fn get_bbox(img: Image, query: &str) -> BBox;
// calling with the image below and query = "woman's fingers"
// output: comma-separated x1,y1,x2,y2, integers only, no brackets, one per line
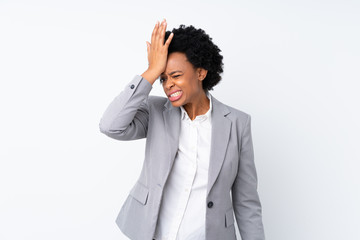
160,19,166,37
151,19,170,49
146,18,173,76
164,32,174,47
159,21,166,46
151,21,159,46
155,19,164,48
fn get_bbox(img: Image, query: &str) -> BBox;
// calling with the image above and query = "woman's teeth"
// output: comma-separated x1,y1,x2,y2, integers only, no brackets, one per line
170,91,181,97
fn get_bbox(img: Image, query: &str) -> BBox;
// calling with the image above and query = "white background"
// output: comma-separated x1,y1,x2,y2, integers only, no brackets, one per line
1,0,359,239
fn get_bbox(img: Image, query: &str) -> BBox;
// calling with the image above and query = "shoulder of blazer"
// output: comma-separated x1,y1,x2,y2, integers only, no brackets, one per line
211,95,250,128
212,95,250,118
224,104,250,121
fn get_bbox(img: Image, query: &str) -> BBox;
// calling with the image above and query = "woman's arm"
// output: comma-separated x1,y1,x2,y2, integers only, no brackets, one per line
231,115,266,240
98,74,153,141
99,19,174,141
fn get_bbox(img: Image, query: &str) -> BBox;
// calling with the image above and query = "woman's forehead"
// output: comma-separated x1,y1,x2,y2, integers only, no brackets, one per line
164,53,192,74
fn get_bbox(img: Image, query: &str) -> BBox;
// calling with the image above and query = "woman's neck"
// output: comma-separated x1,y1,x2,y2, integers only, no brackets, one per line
183,91,210,120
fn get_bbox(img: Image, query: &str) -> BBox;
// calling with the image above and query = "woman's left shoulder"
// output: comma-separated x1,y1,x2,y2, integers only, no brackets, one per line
217,99,251,122
210,94,251,127
227,104,250,119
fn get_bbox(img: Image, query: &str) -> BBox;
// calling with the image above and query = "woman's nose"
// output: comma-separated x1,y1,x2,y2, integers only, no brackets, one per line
164,78,174,89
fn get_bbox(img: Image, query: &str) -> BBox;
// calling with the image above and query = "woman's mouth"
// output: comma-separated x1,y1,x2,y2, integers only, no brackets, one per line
168,90,183,102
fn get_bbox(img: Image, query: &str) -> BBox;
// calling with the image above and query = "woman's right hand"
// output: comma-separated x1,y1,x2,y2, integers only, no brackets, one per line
141,18,174,84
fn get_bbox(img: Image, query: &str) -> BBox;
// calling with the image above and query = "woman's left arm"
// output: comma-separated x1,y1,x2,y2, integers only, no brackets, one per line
231,114,266,240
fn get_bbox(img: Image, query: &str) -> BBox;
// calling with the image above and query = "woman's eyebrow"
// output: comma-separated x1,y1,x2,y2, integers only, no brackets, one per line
161,70,183,77
169,70,183,75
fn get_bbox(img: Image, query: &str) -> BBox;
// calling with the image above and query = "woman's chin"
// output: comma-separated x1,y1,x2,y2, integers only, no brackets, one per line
170,101,183,107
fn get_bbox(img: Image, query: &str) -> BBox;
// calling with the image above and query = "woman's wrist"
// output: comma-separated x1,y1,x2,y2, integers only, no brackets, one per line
141,69,160,85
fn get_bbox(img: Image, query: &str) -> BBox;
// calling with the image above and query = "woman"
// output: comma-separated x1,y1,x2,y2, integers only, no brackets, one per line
99,19,265,240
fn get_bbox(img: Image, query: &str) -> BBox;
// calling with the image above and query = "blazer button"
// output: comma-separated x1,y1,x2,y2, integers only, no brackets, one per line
130,84,135,89
207,201,214,208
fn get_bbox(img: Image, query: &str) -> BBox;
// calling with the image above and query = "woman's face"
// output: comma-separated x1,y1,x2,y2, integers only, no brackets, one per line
160,52,207,108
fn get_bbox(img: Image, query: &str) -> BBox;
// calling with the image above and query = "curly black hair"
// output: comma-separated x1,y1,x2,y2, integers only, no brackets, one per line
164,24,224,91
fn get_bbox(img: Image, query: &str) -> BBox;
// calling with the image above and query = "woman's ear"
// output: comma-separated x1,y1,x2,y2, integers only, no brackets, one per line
197,68,208,81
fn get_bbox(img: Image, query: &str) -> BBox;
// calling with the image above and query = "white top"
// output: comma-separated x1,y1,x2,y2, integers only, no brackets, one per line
154,92,213,240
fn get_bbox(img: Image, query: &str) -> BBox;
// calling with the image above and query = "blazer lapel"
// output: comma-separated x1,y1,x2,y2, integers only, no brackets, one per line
207,95,231,195
163,101,181,179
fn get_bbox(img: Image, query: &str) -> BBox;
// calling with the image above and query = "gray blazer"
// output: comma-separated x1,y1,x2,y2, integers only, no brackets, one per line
99,75,265,240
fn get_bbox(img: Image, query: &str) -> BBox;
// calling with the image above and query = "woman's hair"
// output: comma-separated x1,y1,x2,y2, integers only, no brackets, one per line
165,24,224,91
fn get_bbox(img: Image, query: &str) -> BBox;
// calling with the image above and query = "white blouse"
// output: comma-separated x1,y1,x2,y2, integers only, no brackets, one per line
154,92,213,240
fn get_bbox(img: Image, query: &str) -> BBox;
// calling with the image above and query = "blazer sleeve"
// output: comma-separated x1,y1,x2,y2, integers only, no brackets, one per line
231,115,266,240
99,74,153,141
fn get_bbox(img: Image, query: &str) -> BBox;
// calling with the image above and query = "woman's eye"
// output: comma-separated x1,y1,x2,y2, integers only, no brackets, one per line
159,75,180,84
